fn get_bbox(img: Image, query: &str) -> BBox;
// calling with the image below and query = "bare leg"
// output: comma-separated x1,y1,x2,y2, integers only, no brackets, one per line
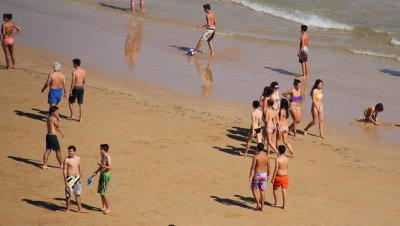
75,195,87,213
42,149,51,169
78,104,83,123
9,45,16,68
304,106,317,135
65,196,71,212
304,62,309,77
272,188,278,207
276,131,282,148
319,109,325,138
251,189,261,210
194,39,203,54
101,196,106,211
282,133,294,155
130,1,135,12
55,150,63,167
68,102,75,120
103,195,111,214
207,41,215,56
267,131,279,156
243,129,254,156
140,0,144,11
2,44,11,69
301,62,306,77
259,190,265,211
282,188,287,209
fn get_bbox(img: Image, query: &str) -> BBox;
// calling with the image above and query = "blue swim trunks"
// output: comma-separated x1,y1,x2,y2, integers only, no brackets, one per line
48,88,63,104
251,173,267,191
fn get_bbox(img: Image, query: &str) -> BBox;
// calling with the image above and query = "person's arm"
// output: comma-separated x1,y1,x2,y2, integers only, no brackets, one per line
266,157,270,180
249,156,256,183
251,112,256,132
70,73,75,96
53,118,64,137
82,72,86,86
198,14,211,28
372,112,379,125
63,76,67,98
97,156,112,170
298,36,304,56
14,23,22,36
78,158,82,182
63,159,68,187
1,24,4,38
271,159,279,184
282,89,291,101
92,165,101,177
41,74,51,93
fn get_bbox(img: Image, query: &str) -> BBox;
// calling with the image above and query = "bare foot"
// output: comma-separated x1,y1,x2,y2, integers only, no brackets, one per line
60,164,63,169
103,209,111,214
240,152,247,157
270,204,278,208
79,118,82,123
42,165,49,170
282,206,287,209
12,66,18,69
303,130,308,136
320,135,326,139
101,208,106,212
67,116,76,120
65,209,70,213
78,209,88,213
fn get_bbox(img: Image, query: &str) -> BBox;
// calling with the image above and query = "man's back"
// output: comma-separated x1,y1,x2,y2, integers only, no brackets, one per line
301,33,310,47
276,156,289,176
73,68,86,86
49,72,65,89
47,116,56,134
207,12,216,27
255,152,269,173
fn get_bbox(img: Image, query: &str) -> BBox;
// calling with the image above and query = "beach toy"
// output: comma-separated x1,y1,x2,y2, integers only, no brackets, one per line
87,176,94,185
187,48,195,56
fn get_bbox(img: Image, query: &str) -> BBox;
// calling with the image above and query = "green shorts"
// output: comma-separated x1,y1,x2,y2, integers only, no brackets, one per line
98,173,111,195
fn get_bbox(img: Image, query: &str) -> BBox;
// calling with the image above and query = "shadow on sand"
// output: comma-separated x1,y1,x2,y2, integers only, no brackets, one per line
379,69,400,77
22,199,65,211
265,67,300,77
54,198,102,211
99,2,131,12
213,126,258,156
14,110,46,122
210,195,255,210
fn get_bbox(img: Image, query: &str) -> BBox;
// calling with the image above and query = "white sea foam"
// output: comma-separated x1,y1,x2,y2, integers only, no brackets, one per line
232,0,353,30
390,38,400,46
350,49,400,61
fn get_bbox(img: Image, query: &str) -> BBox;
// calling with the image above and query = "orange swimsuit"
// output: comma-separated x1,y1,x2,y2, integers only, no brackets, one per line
273,175,289,189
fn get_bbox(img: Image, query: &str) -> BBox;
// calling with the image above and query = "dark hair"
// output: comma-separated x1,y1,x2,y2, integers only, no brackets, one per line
72,58,81,66
100,144,109,152
267,99,274,107
203,4,211,10
279,99,289,119
375,103,384,112
270,81,279,89
301,25,308,32
252,100,260,109
3,14,12,20
293,79,301,86
68,145,76,152
262,86,274,97
257,143,264,151
49,106,59,114
278,145,286,154
310,79,323,96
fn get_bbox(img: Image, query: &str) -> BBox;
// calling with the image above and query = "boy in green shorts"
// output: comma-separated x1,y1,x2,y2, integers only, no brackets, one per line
92,144,112,214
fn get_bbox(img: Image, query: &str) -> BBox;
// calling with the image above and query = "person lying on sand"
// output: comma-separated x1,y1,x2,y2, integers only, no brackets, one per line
359,103,384,125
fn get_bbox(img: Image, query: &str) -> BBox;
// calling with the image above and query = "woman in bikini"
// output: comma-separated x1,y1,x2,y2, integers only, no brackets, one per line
264,99,279,156
276,99,294,156
270,81,281,113
304,79,325,138
282,79,303,137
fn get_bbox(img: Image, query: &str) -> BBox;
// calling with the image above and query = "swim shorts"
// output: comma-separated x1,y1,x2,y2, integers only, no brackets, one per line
98,173,111,195
46,134,60,151
48,88,63,105
201,28,215,42
69,86,84,104
273,175,289,189
251,173,267,191
65,175,82,197
299,47,308,63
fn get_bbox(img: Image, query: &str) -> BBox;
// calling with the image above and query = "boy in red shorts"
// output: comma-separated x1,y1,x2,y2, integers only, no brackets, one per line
271,145,289,209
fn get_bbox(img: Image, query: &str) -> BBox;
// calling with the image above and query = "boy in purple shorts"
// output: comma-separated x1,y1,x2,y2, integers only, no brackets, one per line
249,143,270,211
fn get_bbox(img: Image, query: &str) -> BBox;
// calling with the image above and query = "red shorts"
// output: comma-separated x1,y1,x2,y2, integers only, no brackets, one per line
273,175,289,189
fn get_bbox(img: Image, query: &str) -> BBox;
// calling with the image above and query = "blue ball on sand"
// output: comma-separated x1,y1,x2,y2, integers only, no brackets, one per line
187,48,195,56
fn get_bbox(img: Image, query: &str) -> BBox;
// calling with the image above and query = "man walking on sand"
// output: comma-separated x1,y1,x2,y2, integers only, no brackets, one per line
92,144,112,214
1,13,22,69
68,58,86,123
194,4,216,56
271,145,290,209
63,145,87,213
42,106,64,169
298,25,310,78
249,143,270,211
41,62,67,115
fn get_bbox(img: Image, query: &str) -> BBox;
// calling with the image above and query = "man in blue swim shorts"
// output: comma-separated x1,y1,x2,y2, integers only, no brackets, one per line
41,62,67,108
249,143,270,211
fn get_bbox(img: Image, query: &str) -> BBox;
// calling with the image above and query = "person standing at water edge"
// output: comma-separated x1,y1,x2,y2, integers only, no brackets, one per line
249,143,270,211
68,58,86,123
42,106,64,169
63,145,87,213
271,145,290,209
130,0,144,12
304,79,325,138
298,25,309,78
1,13,22,69
41,62,67,117
194,4,216,56
92,144,112,214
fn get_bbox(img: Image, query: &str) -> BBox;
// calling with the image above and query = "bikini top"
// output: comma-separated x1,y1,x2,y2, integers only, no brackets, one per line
315,93,323,100
291,96,303,101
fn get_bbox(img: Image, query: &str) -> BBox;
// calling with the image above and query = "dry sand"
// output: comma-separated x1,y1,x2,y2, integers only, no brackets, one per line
0,45,400,225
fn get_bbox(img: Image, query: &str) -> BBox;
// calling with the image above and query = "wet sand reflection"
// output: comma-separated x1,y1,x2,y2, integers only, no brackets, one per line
194,58,213,96
124,16,143,70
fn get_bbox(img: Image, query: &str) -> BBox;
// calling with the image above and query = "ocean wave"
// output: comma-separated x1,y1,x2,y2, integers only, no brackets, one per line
231,0,353,30
390,38,400,46
349,49,400,61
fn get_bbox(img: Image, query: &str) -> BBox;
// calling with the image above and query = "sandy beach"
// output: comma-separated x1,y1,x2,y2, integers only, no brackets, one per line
1,0,400,225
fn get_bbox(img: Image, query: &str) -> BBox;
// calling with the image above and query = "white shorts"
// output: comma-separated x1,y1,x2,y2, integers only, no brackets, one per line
201,29,215,41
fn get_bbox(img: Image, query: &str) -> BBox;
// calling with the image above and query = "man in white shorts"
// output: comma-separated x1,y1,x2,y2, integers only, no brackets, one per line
194,4,216,56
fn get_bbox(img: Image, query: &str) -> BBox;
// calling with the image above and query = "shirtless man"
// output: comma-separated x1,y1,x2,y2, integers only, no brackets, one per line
68,59,86,123
298,25,310,78
41,62,67,114
1,13,22,69
271,145,289,209
359,103,384,125
264,99,280,156
243,100,263,157
249,143,270,211
42,106,64,169
194,4,216,56
63,145,86,213
92,144,112,214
